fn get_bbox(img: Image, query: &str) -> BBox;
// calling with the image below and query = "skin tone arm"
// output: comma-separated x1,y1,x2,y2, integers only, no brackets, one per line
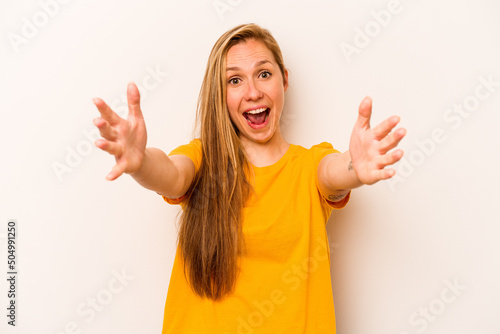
318,96,407,202
92,82,195,198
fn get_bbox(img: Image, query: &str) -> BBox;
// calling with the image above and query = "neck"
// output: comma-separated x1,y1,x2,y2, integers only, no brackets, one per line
240,130,290,167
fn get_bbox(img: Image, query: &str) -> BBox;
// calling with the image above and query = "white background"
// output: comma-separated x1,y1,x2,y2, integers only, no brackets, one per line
1,0,499,333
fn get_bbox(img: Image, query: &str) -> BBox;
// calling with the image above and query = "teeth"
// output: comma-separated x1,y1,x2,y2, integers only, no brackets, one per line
246,107,267,114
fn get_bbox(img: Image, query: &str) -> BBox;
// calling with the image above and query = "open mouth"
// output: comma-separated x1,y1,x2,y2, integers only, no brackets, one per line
243,107,270,126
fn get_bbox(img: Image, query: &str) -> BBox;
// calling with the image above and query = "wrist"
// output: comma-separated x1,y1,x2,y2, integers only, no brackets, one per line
129,148,149,178
344,151,363,189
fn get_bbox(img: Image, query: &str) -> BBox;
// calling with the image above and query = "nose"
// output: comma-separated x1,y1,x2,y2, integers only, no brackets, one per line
244,78,263,101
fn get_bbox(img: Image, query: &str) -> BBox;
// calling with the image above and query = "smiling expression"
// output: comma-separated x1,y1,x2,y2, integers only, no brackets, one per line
225,39,288,145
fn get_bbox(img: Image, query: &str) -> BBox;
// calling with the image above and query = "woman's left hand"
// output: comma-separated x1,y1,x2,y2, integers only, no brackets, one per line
349,96,406,185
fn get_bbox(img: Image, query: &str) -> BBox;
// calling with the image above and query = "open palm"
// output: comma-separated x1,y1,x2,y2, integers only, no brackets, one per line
93,82,147,180
349,97,406,185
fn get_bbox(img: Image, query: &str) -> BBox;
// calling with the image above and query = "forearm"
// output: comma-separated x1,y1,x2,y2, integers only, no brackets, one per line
318,151,363,202
130,148,189,198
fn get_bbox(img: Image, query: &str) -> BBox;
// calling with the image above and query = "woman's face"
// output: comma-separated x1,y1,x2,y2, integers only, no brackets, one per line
225,39,288,145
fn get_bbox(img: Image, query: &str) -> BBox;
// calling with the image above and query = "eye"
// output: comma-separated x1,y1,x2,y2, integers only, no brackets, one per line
260,71,271,79
228,77,241,85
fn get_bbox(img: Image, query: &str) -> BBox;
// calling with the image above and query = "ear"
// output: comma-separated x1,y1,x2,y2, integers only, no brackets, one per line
283,69,289,92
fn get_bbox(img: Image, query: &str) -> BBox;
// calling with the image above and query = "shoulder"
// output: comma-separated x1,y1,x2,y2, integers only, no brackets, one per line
168,138,202,171
169,138,201,152
311,142,335,150
290,142,340,164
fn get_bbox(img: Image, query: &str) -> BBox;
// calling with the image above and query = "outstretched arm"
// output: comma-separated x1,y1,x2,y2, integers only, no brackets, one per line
93,82,195,198
318,96,406,202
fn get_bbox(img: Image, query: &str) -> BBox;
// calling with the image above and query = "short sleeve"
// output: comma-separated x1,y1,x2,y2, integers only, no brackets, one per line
324,191,351,209
161,139,202,205
168,138,202,172
311,142,351,210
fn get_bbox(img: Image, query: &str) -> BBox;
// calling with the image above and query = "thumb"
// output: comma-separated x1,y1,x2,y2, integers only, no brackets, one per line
127,82,143,119
355,96,372,130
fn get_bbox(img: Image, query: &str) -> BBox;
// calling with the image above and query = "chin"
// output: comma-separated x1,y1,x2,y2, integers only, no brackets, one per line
243,130,275,144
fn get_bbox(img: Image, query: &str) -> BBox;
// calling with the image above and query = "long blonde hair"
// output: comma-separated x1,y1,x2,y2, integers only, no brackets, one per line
178,23,287,301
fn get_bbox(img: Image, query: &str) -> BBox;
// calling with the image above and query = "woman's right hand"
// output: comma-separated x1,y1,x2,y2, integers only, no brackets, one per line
93,82,148,181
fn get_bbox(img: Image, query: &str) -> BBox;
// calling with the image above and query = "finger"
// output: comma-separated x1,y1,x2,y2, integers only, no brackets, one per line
379,168,396,180
378,149,404,168
93,97,121,126
127,82,143,119
95,139,123,156
355,96,372,130
363,168,395,185
372,115,400,140
93,117,118,141
106,163,125,181
379,127,406,153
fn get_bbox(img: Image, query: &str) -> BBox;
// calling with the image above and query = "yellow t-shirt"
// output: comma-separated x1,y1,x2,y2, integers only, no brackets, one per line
162,139,350,334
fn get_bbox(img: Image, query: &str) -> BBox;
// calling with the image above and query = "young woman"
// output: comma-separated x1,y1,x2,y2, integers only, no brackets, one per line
93,24,405,333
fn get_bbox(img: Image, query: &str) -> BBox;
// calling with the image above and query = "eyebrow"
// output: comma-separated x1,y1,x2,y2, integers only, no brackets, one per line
226,59,271,72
